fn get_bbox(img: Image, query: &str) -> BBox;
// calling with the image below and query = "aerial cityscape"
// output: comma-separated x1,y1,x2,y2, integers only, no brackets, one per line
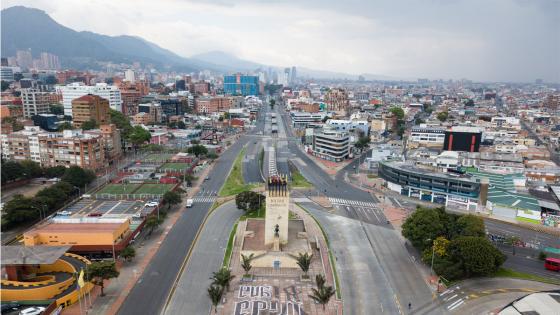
0,1,559,315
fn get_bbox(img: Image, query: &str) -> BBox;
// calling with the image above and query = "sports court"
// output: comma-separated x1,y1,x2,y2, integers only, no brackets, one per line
96,183,141,195
143,153,174,163
94,182,177,200
133,183,175,195
159,162,191,172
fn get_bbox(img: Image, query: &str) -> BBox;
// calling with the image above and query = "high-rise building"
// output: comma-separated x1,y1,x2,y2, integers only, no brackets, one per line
57,82,122,116
0,126,43,163
291,66,297,84
39,52,61,70
71,94,110,128
223,74,259,96
1,67,14,82
21,88,52,118
16,50,33,69
120,87,142,116
124,69,135,83
284,68,291,85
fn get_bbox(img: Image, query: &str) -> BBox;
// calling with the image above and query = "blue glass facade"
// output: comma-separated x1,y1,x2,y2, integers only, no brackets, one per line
224,75,259,96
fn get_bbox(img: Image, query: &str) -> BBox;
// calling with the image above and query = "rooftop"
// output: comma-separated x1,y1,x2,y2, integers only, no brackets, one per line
1,246,71,265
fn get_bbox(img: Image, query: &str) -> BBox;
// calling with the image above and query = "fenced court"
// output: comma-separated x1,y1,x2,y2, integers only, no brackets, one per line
143,153,174,163
94,183,176,200
159,163,191,173
96,184,141,195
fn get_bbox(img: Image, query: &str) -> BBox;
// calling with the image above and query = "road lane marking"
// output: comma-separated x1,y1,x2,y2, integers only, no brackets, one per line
444,294,458,301
448,300,464,311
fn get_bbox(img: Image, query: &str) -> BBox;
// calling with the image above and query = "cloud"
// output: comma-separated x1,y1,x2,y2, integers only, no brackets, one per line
2,0,559,82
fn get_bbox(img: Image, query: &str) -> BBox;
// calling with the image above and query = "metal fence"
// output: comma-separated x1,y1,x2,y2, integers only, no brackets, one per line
94,193,164,200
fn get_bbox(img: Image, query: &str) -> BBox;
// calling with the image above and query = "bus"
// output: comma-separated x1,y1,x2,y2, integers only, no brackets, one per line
544,257,560,271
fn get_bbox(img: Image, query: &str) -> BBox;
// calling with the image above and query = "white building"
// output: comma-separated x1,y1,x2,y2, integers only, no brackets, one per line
326,119,370,135
311,127,350,162
1,126,44,163
21,88,51,118
57,82,122,116
409,127,446,147
124,69,135,83
291,112,325,128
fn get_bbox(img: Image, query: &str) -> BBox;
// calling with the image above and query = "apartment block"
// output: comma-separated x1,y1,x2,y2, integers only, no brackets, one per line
39,130,105,170
58,82,122,116
0,126,42,162
21,88,52,118
71,94,110,128
195,96,232,114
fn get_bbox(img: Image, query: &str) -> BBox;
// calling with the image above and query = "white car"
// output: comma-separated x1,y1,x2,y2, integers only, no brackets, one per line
144,202,158,207
19,306,46,315
57,211,71,216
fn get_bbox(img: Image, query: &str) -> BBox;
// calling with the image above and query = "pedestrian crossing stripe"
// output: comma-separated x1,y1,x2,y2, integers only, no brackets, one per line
192,196,217,203
328,197,377,208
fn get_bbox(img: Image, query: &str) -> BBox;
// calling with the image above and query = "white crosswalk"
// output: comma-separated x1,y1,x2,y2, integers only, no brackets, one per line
439,286,467,312
192,196,217,203
328,197,378,208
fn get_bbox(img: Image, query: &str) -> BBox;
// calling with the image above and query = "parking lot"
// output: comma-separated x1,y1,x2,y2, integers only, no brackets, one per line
58,199,153,219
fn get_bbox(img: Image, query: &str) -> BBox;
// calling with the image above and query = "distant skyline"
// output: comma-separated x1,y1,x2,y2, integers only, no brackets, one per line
2,0,559,82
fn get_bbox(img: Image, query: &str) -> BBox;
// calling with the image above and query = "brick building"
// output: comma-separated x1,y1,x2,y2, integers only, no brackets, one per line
71,94,110,128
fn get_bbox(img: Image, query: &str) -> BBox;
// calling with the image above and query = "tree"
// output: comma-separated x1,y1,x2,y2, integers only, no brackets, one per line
61,166,96,188
120,246,136,262
128,126,151,148
177,121,186,129
241,253,254,277
1,80,10,91
81,119,98,130
1,160,23,184
446,236,505,278
162,191,182,210
315,274,326,289
144,215,163,235
354,135,370,150
235,191,265,213
19,160,42,179
401,207,448,251
109,109,133,137
167,121,177,128
57,121,73,131
1,195,40,227
211,268,235,292
207,152,219,160
43,165,66,178
48,104,64,115
454,215,485,238
322,116,330,123
269,99,276,109
187,144,208,157
85,261,119,296
309,284,335,311
506,236,521,256
207,284,223,314
437,111,449,122
296,252,313,278
390,107,405,120
13,73,23,82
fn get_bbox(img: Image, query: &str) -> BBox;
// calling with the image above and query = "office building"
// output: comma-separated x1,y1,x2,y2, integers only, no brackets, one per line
1,66,14,82
32,114,59,131
311,127,350,162
195,96,232,114
223,74,259,96
21,88,52,118
39,52,60,69
136,102,162,124
58,82,122,116
71,94,110,128
443,126,482,152
290,112,325,128
379,161,484,210
409,127,446,148
38,129,105,170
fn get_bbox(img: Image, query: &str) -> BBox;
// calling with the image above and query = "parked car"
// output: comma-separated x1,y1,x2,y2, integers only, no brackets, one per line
186,199,193,208
144,202,158,207
19,306,45,315
57,211,71,216
88,212,102,217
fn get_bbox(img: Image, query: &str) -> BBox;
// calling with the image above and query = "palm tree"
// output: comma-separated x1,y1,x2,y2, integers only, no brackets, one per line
309,285,335,311
315,274,326,289
144,215,163,235
241,253,254,277
296,252,313,278
211,268,235,292
207,284,223,314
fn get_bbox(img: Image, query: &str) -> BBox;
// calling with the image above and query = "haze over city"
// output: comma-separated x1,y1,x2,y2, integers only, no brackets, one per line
3,0,559,82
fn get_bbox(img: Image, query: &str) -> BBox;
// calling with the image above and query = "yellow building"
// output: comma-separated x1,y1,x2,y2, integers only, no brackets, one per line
24,219,131,253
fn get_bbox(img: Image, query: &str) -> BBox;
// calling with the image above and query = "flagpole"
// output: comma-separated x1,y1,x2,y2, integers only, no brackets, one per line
76,272,83,315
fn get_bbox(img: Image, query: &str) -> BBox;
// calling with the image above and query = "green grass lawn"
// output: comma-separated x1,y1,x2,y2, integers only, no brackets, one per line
97,184,141,195
290,168,312,188
134,183,175,195
494,268,560,285
240,206,266,220
222,221,239,268
219,147,259,196
160,162,190,171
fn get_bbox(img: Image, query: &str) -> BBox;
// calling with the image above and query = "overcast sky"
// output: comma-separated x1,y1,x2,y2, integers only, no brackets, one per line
4,0,560,82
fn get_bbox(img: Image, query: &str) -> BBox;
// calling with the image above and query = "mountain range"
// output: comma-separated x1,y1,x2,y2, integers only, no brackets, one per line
1,6,392,80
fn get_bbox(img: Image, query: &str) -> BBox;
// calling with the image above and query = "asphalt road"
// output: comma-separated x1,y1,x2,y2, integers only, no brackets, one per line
301,202,445,315
117,136,250,315
163,201,242,315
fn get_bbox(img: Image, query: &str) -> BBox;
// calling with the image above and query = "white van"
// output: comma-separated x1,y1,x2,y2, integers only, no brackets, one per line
186,199,193,208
